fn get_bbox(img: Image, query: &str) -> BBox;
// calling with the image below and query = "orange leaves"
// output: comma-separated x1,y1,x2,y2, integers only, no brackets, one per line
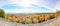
5,13,59,24
32,18,39,24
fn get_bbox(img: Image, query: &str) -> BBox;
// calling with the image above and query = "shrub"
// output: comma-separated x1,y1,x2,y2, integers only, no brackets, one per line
0,9,5,18
25,18,33,24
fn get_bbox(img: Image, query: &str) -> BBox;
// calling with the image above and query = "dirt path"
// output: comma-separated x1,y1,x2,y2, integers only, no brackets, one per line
0,18,17,26
43,17,60,26
0,17,60,26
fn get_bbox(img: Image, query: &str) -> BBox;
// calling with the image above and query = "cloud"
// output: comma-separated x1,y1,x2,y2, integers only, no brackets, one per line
0,0,59,13
5,9,56,13
5,6,56,13
1,4,22,10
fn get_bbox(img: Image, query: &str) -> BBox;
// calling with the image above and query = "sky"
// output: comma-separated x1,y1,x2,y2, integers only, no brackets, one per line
0,0,60,13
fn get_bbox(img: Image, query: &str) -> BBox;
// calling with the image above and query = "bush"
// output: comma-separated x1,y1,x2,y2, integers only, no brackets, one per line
0,9,5,18
25,18,33,24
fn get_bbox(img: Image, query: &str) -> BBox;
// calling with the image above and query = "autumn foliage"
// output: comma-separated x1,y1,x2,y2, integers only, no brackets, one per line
5,11,60,24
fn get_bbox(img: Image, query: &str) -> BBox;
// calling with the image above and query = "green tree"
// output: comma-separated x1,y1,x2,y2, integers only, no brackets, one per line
0,9,5,18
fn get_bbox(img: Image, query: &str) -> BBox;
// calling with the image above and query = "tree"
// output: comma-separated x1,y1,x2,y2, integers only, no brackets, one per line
0,9,5,18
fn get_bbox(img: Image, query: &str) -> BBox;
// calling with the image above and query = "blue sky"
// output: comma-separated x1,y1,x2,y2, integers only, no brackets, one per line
0,0,60,13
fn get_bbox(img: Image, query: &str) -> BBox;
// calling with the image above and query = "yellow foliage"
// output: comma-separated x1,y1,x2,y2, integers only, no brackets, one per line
32,18,39,23
44,15,50,21
7,16,13,22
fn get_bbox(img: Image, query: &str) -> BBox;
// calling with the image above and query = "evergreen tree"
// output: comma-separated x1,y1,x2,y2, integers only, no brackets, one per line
0,9,5,18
